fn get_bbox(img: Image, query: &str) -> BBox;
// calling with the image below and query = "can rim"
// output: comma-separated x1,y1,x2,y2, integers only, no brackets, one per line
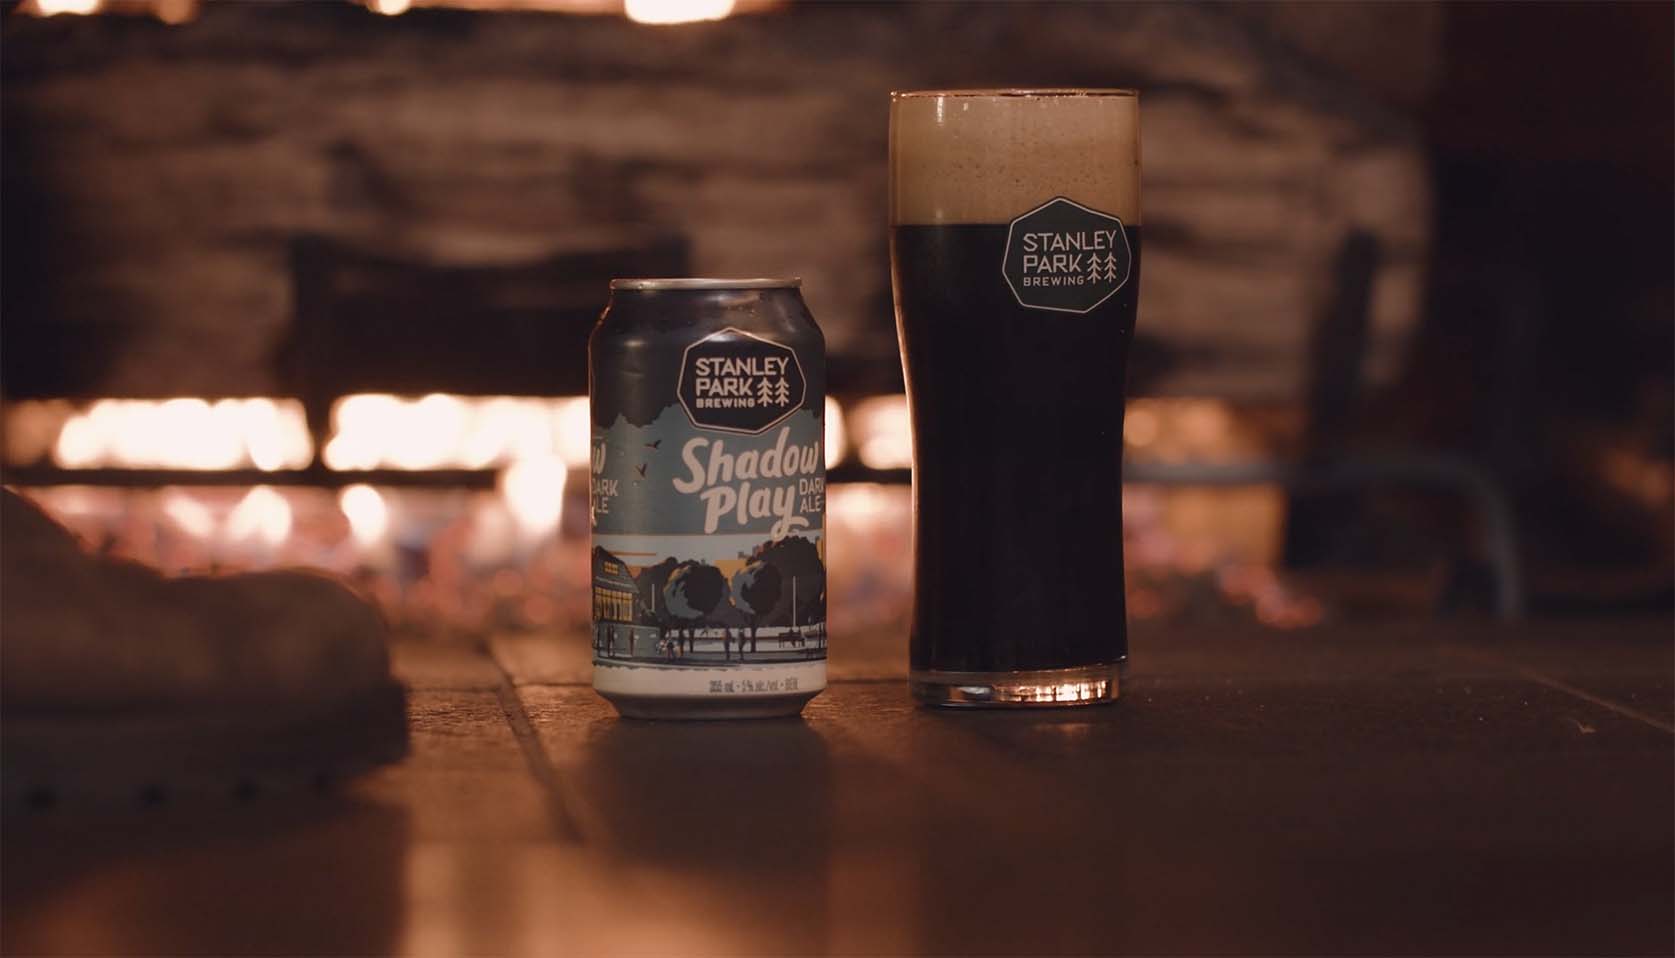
609,277,802,291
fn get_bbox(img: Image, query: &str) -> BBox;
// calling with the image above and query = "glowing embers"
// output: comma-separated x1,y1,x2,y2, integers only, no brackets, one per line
339,484,391,546
846,395,912,470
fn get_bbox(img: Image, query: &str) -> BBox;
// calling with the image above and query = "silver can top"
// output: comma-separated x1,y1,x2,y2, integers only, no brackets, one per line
609,277,802,291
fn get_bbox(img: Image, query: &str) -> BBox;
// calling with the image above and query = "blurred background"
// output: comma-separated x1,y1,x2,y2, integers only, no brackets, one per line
2,0,1670,641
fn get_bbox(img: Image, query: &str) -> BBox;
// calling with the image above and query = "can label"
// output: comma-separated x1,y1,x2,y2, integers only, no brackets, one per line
591,326,826,699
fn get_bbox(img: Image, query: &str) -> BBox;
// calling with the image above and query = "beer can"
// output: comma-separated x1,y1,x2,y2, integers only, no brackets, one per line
589,278,828,719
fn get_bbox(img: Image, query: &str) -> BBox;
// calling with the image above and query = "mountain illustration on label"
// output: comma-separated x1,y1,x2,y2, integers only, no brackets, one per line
1001,196,1132,314
677,327,808,434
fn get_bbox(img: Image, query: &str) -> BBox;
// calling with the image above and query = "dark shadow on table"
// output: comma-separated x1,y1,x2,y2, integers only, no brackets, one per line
577,715,834,948
2,798,409,956
898,672,1674,956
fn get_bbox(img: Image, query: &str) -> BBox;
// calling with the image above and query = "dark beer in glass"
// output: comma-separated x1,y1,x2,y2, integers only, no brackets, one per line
889,90,1140,707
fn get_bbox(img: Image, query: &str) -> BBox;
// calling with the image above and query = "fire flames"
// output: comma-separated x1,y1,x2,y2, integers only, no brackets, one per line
22,0,757,23
8,394,849,474
623,0,733,24
25,398,315,472
322,394,586,472
4,393,1326,629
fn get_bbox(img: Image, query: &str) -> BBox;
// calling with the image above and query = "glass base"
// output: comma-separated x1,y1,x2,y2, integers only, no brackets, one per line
910,663,1122,708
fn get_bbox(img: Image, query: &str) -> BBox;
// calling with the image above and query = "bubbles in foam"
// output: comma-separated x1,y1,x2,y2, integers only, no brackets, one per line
890,90,1141,226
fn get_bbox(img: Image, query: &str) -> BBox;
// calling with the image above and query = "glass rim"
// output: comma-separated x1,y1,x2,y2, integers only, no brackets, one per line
891,88,1138,100
609,278,801,291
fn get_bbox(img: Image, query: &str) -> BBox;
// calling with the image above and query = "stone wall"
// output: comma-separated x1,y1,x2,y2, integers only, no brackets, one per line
1,2,1431,398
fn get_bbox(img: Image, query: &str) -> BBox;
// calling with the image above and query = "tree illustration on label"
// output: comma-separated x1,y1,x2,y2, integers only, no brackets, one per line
1002,197,1132,314
757,535,826,628
677,326,807,433
729,560,782,654
663,561,725,657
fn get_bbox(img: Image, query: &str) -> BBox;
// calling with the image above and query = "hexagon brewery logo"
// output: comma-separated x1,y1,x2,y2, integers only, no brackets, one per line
677,327,806,434
1002,197,1132,314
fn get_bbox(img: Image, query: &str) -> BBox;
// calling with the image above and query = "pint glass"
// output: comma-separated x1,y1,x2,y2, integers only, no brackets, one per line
889,89,1140,707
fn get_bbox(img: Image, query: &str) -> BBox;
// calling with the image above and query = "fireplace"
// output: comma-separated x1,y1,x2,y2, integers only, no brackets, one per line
6,0,1662,631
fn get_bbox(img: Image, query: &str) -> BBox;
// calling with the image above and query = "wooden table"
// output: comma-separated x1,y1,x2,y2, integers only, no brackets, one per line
5,621,1671,955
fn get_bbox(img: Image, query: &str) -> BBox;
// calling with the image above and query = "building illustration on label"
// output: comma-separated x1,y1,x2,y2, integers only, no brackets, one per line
677,327,807,434
1002,196,1132,314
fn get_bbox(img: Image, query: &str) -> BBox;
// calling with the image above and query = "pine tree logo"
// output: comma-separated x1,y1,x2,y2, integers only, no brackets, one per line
1002,197,1132,314
1082,252,1120,286
677,327,808,434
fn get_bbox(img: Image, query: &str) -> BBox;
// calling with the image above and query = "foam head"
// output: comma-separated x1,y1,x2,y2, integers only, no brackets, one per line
890,89,1141,226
